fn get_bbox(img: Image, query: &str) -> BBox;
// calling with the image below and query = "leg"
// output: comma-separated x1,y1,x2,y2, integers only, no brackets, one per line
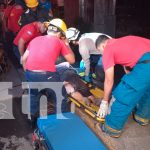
134,87,150,125
103,81,144,137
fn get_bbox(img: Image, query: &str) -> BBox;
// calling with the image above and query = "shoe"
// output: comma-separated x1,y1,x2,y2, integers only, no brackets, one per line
133,114,149,126
96,123,122,138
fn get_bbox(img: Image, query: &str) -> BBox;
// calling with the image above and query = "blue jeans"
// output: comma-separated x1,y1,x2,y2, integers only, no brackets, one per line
25,70,60,116
104,52,150,136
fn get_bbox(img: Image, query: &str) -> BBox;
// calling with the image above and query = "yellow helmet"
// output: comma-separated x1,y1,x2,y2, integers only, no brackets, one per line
25,0,39,8
49,18,67,35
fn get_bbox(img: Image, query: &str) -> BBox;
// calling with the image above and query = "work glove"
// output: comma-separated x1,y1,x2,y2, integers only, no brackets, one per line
84,75,91,82
97,100,108,118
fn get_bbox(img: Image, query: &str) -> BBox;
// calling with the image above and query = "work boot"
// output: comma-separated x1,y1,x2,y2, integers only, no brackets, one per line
133,114,150,126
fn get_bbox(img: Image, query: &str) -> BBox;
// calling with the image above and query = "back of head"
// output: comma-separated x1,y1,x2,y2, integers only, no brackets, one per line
47,18,67,37
95,35,110,48
24,0,39,8
66,27,80,41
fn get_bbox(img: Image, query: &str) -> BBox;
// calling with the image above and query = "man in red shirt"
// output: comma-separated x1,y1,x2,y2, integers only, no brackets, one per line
95,35,150,137
3,1,25,63
4,1,25,35
13,21,47,64
22,19,75,127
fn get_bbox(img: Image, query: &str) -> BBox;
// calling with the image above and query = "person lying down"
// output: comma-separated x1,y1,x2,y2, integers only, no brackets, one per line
63,72,102,106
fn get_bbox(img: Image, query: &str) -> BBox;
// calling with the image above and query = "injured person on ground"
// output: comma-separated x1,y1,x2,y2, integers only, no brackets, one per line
63,72,102,106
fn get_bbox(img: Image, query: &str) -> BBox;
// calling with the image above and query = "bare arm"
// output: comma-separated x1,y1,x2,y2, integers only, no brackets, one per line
63,42,75,64
18,38,26,56
22,50,29,71
103,66,114,101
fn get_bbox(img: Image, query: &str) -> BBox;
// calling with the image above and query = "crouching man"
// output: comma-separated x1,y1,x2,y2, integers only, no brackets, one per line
22,18,75,127
96,35,150,137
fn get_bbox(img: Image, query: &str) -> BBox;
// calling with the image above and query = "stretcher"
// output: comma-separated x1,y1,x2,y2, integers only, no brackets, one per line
68,85,105,123
32,112,107,150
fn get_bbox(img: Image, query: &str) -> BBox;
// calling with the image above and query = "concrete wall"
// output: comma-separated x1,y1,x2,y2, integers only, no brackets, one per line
94,0,116,37
64,0,116,36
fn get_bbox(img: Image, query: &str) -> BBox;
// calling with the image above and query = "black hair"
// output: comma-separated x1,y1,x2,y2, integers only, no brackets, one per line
95,35,109,48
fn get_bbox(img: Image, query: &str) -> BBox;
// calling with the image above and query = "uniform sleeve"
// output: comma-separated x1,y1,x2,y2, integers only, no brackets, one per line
79,40,90,76
60,40,71,56
102,46,115,71
21,28,35,44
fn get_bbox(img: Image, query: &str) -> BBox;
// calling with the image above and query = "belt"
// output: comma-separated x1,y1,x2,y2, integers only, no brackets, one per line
26,70,54,74
125,59,150,71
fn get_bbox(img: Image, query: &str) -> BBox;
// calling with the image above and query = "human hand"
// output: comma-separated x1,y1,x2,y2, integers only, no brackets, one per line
97,100,108,118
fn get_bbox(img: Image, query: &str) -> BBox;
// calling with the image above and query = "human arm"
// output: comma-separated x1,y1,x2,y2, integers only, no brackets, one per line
62,39,75,64
79,40,91,77
103,66,114,101
22,49,29,71
97,66,114,118
18,38,26,56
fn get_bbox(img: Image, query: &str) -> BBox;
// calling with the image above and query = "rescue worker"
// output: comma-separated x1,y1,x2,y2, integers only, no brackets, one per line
66,28,111,82
13,21,47,64
22,18,75,126
96,35,150,137
38,0,53,17
3,0,25,64
3,0,25,35
19,0,52,27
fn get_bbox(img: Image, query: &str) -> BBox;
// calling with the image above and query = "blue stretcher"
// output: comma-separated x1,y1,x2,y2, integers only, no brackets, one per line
34,112,107,150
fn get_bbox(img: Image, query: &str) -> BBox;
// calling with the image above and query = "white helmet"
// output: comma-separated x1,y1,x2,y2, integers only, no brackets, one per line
66,27,80,41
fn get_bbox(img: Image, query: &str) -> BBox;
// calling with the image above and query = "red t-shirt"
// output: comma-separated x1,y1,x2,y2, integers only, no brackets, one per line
26,35,71,72
7,5,23,33
103,36,150,71
4,5,13,18
13,22,42,47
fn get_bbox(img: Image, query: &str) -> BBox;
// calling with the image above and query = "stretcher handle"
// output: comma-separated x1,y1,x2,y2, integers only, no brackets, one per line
68,96,105,122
